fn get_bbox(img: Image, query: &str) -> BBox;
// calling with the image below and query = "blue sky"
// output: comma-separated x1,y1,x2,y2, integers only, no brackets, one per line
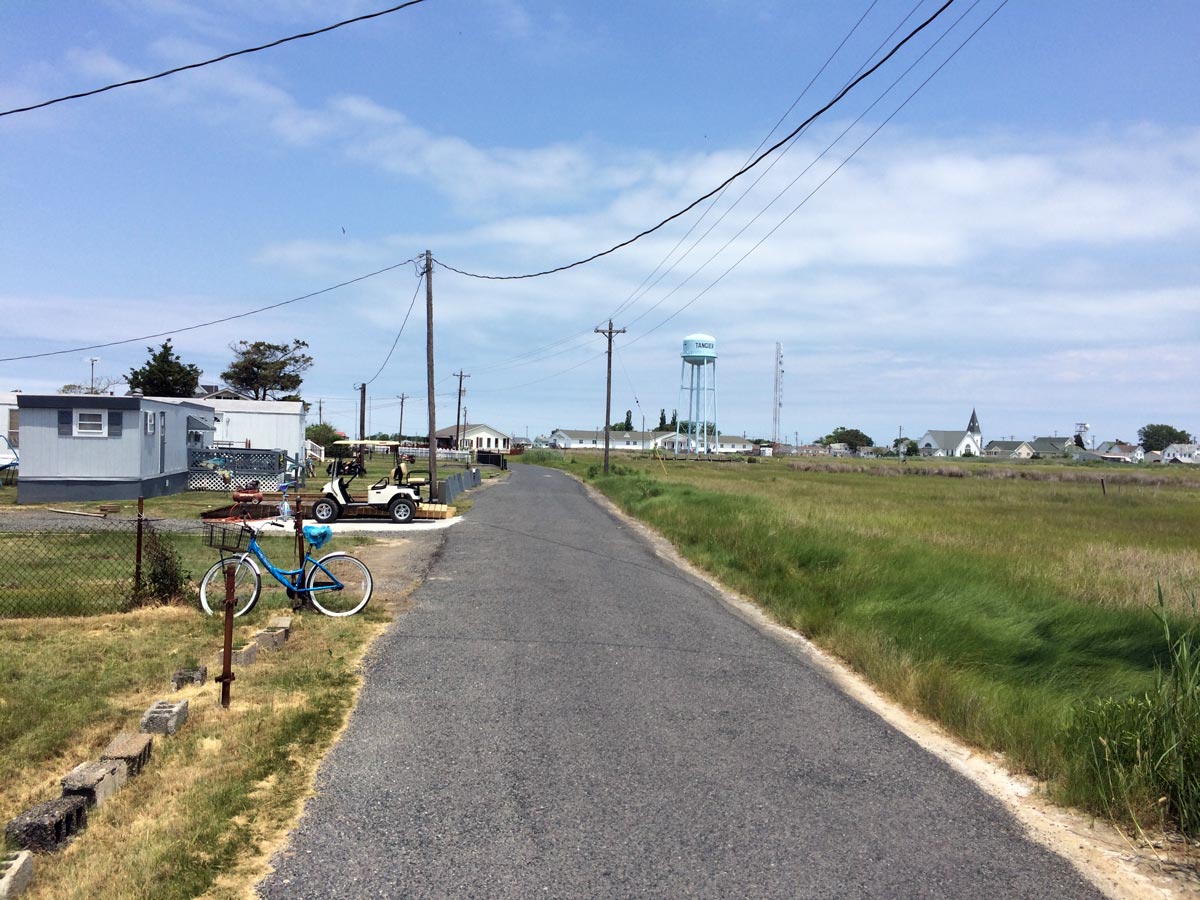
1,0,1197,446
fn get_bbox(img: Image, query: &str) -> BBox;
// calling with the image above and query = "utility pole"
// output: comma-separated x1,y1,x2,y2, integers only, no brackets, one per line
424,250,437,498
772,343,783,446
88,357,99,394
357,383,366,440
318,398,323,425
396,393,408,441
594,319,625,475
453,371,470,450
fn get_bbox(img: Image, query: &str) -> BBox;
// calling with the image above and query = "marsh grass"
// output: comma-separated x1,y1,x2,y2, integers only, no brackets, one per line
520,455,1200,832
1063,588,1200,837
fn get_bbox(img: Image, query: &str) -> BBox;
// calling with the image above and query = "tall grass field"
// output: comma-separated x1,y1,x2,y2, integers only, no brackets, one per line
521,451,1200,836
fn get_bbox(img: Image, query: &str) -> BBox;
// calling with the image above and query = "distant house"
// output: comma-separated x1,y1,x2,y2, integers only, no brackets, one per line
795,444,829,456
1162,443,1198,464
1095,442,1144,463
436,423,511,453
918,409,983,458
984,440,1034,459
193,383,253,401
15,393,215,503
1028,436,1073,457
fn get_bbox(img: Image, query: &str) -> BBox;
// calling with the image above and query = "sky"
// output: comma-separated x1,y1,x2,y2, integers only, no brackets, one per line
1,0,1197,447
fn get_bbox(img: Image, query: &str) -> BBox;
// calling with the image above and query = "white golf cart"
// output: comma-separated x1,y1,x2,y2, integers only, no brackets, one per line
310,440,424,525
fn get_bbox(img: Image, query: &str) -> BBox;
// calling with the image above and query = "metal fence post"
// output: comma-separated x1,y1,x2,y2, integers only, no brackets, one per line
134,496,144,597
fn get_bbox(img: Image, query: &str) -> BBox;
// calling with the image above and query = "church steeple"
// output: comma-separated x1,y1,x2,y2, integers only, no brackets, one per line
967,408,981,436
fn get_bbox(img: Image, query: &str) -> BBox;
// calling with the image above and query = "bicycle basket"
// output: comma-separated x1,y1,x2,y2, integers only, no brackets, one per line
303,524,333,549
204,523,248,552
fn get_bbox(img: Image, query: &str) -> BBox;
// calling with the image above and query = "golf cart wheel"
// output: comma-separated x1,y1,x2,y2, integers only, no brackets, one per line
312,497,340,524
388,497,416,524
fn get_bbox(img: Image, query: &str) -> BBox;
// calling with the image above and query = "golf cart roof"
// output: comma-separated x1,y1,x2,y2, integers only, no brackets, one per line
332,439,399,448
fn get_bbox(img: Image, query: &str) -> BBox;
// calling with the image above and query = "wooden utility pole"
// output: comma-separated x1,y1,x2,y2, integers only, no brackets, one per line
358,383,367,440
594,319,625,475
424,251,437,498
453,370,470,449
396,393,408,441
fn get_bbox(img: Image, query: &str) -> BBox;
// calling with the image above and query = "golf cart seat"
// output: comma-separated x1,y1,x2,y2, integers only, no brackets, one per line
395,461,429,488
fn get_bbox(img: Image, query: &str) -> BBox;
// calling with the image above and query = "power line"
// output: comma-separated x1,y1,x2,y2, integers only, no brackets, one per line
605,0,886,327
432,0,956,281
631,0,1009,346
0,0,432,119
0,257,419,362
361,269,424,386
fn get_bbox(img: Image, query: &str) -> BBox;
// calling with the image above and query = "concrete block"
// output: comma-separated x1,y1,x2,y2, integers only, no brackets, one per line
5,797,87,853
101,732,153,777
254,628,286,651
171,666,207,690
266,615,293,638
0,851,33,900
214,643,257,669
140,699,189,736
61,759,127,807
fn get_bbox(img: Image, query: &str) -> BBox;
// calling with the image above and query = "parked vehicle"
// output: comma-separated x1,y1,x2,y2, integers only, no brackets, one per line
310,440,422,525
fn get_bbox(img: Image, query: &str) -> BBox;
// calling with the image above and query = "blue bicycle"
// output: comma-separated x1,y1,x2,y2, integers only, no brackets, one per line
199,519,373,618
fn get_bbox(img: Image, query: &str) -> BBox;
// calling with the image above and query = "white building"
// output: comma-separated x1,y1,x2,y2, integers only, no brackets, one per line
199,398,307,460
436,422,511,453
918,409,984,457
551,428,755,454
1162,443,1198,464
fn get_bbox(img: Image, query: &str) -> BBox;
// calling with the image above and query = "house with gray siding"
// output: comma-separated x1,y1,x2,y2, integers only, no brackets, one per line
16,393,215,503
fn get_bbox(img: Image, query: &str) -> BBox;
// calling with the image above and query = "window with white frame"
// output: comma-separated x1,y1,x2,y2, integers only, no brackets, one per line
145,411,156,435
75,410,107,437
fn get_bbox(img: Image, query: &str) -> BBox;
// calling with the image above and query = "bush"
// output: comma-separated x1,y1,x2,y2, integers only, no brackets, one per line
133,529,192,607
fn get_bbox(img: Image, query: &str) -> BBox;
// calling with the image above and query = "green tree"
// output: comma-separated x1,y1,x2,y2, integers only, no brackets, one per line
823,426,874,450
611,409,634,431
1138,424,1193,453
126,340,201,397
892,437,919,457
306,423,340,449
222,339,313,401
657,409,668,431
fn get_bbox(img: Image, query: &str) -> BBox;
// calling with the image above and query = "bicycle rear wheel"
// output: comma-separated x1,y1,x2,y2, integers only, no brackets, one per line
305,553,372,616
199,558,261,617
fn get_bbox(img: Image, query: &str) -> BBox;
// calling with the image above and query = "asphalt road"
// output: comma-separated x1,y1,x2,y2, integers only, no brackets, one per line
258,465,1102,899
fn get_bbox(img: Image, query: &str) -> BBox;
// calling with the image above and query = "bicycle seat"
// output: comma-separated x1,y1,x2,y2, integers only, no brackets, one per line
303,525,333,549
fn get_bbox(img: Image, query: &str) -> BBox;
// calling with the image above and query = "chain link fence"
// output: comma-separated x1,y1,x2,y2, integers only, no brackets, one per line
0,516,197,617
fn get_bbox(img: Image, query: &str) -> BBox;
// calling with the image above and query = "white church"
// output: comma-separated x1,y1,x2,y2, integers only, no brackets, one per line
917,410,984,457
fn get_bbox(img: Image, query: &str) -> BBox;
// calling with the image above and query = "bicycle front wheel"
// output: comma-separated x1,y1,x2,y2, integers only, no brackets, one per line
199,558,261,617
305,552,372,617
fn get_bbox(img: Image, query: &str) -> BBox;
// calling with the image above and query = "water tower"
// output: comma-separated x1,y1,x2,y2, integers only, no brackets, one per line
676,334,718,455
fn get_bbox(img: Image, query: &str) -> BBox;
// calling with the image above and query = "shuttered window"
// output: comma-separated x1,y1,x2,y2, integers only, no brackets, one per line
59,408,124,437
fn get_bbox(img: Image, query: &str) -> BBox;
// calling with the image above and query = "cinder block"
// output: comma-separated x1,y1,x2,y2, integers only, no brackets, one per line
140,699,189,736
101,732,153,777
254,628,286,651
266,616,293,638
61,759,127,807
171,666,207,690
214,642,258,669
5,797,87,853
0,851,33,900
